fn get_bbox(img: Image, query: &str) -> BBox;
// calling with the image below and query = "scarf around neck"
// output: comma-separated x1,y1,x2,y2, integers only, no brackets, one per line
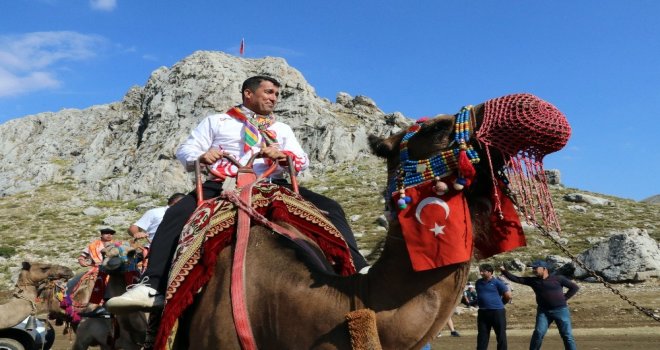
226,105,277,152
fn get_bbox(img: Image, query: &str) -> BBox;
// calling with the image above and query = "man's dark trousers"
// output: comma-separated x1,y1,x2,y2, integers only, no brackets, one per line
477,308,508,350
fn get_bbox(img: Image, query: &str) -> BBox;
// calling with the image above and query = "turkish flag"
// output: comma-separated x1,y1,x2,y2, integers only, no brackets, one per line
393,180,473,271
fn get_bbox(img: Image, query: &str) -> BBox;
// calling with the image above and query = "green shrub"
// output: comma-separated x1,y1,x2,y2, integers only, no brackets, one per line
0,246,17,258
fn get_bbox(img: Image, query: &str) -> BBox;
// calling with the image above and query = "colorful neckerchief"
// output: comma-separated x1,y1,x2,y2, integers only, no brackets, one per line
226,106,277,152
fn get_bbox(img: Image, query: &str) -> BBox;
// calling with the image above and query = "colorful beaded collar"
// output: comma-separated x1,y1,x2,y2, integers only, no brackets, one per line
391,106,481,210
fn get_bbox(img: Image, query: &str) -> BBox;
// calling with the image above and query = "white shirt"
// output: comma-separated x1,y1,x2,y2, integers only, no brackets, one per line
133,206,168,244
176,109,309,179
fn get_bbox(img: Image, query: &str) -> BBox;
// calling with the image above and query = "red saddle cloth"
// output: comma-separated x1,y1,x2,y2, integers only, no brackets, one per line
155,182,355,350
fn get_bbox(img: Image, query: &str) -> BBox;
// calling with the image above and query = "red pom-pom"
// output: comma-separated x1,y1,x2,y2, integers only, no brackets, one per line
458,149,476,187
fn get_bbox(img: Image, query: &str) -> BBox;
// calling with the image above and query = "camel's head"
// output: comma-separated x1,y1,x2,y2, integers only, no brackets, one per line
369,94,571,262
100,241,141,273
368,104,494,200
18,261,74,287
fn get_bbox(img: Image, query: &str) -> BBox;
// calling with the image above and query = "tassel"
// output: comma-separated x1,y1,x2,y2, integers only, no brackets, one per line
457,143,476,187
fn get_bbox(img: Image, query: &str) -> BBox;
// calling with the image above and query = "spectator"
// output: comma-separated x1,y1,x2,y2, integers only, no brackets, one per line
461,283,478,307
128,193,186,248
500,261,579,350
436,314,460,337
475,264,511,350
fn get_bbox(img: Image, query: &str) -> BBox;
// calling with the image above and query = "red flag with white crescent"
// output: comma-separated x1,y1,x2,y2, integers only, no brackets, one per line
393,180,473,271
239,38,245,56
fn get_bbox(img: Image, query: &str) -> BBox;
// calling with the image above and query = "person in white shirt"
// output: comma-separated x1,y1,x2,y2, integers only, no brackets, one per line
107,75,367,313
128,193,185,247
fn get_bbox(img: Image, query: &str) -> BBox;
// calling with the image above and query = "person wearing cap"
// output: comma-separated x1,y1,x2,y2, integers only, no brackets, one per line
475,264,511,350
77,227,116,267
461,283,478,307
76,227,117,317
128,193,186,248
500,260,579,350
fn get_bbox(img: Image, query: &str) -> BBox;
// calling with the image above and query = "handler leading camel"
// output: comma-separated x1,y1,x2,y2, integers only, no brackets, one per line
107,75,367,312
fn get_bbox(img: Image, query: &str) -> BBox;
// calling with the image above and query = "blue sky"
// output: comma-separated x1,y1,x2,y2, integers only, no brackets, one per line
1,0,658,200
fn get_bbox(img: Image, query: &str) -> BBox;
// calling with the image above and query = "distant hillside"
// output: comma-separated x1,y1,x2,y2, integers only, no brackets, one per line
641,194,660,204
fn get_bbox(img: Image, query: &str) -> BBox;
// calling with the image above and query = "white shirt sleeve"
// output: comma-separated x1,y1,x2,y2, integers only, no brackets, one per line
176,113,309,177
176,115,217,172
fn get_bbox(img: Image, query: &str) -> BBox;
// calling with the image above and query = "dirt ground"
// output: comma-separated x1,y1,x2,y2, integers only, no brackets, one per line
49,279,660,349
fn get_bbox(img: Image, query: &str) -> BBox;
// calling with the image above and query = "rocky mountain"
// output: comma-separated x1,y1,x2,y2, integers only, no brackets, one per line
0,51,410,200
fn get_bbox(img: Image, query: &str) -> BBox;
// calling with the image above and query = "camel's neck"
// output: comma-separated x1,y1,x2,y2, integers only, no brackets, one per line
363,220,470,348
0,281,39,328
369,223,450,297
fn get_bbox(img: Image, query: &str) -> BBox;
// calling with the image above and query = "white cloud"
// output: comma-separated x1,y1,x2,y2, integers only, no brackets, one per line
0,68,60,97
0,31,106,97
90,0,117,11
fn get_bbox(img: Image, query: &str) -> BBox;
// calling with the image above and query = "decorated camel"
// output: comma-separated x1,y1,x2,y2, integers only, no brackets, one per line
0,261,73,329
155,94,570,349
72,241,148,350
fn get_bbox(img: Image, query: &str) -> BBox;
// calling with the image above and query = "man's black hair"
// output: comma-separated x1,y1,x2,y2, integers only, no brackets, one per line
479,263,494,273
168,193,186,205
241,75,281,94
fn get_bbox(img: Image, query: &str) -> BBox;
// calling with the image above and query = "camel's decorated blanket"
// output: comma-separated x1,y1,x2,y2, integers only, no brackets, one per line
156,182,356,348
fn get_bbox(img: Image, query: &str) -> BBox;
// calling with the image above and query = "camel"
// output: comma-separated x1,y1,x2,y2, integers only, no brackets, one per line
0,261,73,329
163,95,569,349
72,241,148,350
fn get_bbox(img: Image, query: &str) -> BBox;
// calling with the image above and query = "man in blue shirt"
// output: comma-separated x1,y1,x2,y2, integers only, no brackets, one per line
500,260,579,350
475,264,511,350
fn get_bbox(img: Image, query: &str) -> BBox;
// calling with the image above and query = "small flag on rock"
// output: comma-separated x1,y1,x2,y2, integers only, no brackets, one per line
239,38,245,56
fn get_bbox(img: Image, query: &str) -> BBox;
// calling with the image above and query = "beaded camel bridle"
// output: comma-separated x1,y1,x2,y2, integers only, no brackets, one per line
389,93,571,233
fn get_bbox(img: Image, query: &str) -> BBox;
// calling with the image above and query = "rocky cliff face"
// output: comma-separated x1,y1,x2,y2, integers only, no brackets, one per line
0,51,410,199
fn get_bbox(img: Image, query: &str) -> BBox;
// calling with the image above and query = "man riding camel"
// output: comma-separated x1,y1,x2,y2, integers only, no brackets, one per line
76,227,116,317
107,75,368,313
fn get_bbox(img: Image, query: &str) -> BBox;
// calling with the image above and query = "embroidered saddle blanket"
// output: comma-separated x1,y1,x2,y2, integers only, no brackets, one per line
156,182,356,349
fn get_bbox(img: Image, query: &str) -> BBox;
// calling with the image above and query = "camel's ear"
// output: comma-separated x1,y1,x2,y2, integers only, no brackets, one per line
22,261,31,270
369,134,399,158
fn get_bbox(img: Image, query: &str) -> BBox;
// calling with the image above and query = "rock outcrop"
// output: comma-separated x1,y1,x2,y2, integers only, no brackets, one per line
573,228,660,282
0,51,410,200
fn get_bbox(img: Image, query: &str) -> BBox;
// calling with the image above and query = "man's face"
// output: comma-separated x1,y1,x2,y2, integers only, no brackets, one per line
479,269,492,279
532,266,546,277
100,232,114,242
243,80,279,115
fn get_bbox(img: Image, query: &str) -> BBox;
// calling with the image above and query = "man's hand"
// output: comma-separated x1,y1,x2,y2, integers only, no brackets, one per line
261,145,286,161
198,149,225,165
499,266,507,272
128,224,148,240
132,231,148,240
78,257,91,267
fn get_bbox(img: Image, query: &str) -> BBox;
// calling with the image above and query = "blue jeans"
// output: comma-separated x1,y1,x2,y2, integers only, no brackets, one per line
530,306,576,350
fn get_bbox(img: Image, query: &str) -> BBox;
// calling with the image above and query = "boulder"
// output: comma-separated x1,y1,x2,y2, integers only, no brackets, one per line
573,228,660,282
563,193,613,206
545,169,562,185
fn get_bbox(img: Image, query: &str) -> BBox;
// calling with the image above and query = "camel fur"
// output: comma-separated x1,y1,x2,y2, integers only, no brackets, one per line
0,261,73,328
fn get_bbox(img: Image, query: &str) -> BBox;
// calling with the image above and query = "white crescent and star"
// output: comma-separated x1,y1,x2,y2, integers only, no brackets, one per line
415,197,451,237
